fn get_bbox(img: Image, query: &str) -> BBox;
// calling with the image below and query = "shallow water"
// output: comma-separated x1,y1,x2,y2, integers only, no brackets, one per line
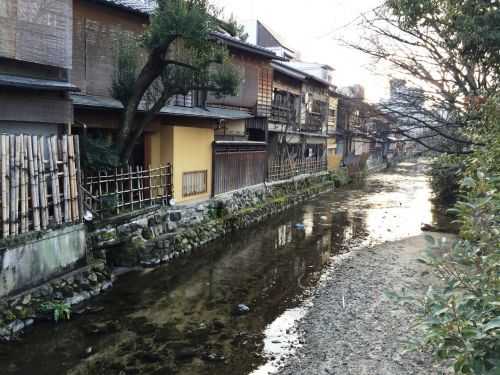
0,161,440,375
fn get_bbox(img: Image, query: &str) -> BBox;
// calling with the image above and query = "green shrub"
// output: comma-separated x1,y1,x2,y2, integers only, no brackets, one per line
81,136,124,172
402,97,500,374
428,155,464,205
329,168,351,187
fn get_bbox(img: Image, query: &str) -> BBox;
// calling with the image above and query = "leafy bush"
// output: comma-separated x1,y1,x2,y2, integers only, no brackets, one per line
329,168,351,187
406,97,500,374
81,136,124,172
428,155,464,205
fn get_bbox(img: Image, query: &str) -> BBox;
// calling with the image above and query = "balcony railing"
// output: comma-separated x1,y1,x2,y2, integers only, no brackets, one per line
271,101,299,125
303,112,324,133
327,126,337,135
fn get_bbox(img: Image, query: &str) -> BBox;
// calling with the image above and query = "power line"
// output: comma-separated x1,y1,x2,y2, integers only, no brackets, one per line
315,2,384,40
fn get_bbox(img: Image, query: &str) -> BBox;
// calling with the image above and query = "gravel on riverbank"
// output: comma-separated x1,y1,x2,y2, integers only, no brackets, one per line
278,234,452,375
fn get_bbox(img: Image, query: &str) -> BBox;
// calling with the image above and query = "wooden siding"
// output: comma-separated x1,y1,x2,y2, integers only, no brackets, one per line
273,72,302,96
207,53,272,114
213,143,267,195
0,0,72,69
328,96,338,133
301,82,329,134
0,90,73,125
72,0,146,96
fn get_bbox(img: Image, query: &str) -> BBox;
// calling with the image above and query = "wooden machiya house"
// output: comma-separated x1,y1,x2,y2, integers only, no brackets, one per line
266,61,339,180
67,0,281,203
0,0,77,136
336,92,383,171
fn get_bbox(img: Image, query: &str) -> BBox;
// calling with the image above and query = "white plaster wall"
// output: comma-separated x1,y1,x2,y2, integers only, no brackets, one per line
0,225,86,297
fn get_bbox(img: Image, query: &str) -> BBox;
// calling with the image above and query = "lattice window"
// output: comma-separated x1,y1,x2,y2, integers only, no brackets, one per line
182,170,208,197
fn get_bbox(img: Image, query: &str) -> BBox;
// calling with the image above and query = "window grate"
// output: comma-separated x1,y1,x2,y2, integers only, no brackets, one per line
182,170,208,197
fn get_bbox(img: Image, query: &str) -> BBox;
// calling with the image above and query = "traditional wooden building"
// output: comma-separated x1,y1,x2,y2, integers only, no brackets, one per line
336,92,381,171
0,0,77,136
266,61,336,179
68,0,280,203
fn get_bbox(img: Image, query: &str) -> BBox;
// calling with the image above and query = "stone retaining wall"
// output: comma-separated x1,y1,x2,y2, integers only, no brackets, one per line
91,172,337,268
0,262,113,340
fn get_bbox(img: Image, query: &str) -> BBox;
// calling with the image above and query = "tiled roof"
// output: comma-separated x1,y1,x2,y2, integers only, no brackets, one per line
271,62,307,81
273,62,332,87
92,0,154,14
211,32,284,61
0,74,79,92
70,93,254,120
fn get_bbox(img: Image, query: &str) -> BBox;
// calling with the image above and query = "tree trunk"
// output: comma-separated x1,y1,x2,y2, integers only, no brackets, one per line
117,42,174,158
120,90,173,161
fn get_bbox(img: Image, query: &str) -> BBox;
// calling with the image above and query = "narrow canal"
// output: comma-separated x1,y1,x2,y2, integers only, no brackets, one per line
0,161,437,375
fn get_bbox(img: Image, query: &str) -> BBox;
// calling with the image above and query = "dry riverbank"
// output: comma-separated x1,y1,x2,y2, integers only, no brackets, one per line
278,234,453,375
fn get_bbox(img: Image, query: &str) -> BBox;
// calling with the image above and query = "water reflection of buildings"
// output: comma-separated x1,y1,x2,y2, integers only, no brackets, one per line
303,210,315,238
275,224,293,248
328,210,368,254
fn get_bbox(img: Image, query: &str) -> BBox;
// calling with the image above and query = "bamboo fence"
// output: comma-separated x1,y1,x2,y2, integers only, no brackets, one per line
82,165,173,218
0,134,81,239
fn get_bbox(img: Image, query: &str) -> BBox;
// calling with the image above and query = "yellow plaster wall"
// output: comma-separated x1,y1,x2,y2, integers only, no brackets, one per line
327,138,342,171
172,126,214,203
148,125,214,204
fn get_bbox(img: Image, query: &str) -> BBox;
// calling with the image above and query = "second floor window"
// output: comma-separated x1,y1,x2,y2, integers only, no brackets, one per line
311,100,322,114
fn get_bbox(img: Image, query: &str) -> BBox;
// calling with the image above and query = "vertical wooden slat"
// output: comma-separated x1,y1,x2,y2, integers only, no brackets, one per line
114,168,119,214
74,135,83,222
48,136,62,225
129,165,133,211
1,135,8,238
10,136,19,235
137,166,143,208
61,135,71,222
19,135,27,233
14,136,21,235
28,136,40,231
38,136,49,229
148,165,153,206
97,170,103,214
23,136,29,232
68,136,79,221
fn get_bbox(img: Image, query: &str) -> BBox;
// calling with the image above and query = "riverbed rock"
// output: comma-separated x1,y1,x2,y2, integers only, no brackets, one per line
134,351,162,364
201,351,225,362
232,304,250,316
175,348,198,360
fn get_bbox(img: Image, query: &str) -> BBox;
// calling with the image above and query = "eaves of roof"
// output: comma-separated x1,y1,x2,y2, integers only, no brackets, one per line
211,32,286,61
70,93,254,120
0,74,79,92
271,62,306,81
87,0,152,15
273,62,332,87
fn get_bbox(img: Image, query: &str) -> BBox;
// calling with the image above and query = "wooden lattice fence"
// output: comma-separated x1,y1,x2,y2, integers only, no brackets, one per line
268,158,327,182
82,165,173,218
0,134,81,238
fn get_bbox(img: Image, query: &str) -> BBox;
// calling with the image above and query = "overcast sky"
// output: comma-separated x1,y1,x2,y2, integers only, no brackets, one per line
211,0,388,102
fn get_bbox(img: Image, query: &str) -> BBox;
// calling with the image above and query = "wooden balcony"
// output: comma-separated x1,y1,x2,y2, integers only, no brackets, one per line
303,112,324,133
